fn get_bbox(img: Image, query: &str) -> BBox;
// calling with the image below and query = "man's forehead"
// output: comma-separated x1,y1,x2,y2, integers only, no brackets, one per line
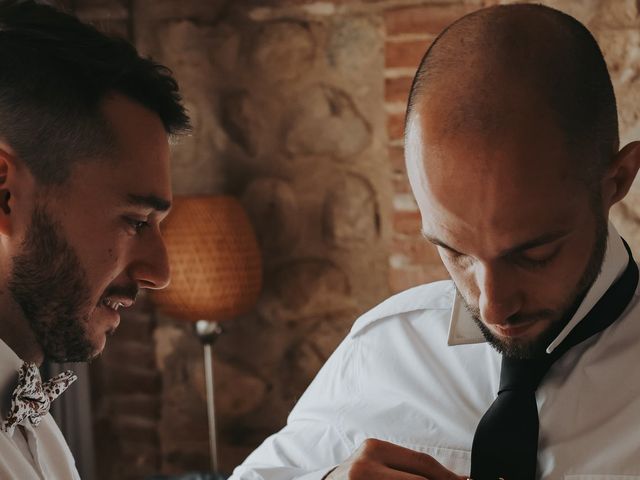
96,95,172,204
406,109,588,257
408,93,574,178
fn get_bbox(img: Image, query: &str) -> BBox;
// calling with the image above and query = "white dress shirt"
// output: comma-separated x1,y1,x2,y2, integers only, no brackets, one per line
0,339,80,480
231,223,640,479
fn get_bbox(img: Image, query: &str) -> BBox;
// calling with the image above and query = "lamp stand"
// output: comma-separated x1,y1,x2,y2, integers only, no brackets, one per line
194,320,224,476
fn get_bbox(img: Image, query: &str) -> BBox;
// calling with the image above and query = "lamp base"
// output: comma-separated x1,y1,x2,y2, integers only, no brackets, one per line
193,320,224,475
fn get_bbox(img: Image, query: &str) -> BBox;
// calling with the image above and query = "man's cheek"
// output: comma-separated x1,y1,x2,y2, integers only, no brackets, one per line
446,263,477,298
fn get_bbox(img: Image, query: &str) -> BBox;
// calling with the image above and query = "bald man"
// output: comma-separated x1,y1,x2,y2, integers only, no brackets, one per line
231,4,640,480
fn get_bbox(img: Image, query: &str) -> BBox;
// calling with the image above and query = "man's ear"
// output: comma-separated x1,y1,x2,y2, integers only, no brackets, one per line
602,141,640,209
0,144,15,237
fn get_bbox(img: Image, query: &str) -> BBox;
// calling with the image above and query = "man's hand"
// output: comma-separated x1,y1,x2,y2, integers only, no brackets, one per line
324,438,467,480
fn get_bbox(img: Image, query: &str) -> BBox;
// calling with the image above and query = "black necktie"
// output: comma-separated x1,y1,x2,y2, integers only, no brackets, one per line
470,239,639,480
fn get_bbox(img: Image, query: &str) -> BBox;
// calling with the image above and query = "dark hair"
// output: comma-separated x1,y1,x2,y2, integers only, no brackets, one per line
406,4,618,186
0,0,191,184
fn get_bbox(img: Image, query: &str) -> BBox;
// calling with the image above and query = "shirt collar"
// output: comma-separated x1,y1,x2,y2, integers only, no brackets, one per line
0,338,25,420
447,221,629,349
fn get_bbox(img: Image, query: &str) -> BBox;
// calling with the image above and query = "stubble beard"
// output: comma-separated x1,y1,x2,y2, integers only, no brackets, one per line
457,214,608,360
8,205,95,363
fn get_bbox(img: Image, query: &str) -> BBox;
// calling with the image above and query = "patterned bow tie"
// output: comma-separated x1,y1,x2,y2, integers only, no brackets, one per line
1,362,77,435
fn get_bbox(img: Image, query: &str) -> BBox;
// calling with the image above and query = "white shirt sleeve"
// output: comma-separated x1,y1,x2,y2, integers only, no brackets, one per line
229,337,359,480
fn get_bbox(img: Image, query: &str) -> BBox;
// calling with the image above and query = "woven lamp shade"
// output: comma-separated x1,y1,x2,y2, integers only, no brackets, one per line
151,195,262,322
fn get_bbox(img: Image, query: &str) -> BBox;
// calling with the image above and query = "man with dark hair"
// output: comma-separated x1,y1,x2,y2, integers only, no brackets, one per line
0,1,189,478
232,4,640,480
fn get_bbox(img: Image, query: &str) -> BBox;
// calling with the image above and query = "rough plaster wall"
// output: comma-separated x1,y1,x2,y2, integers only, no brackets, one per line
131,0,390,473
73,0,640,478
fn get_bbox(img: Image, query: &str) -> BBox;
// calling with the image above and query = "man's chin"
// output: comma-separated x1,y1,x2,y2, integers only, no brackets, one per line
43,332,103,363
84,349,103,363
84,333,107,361
487,335,543,359
475,318,555,359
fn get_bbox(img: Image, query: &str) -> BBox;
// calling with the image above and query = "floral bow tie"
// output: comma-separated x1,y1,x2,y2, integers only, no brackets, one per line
1,362,77,435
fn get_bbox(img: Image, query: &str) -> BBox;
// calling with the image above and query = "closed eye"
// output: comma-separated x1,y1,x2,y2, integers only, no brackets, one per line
513,245,561,269
438,246,475,268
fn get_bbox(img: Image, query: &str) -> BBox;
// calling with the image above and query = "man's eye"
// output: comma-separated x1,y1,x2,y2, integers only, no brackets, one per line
517,256,554,269
517,246,560,269
124,217,149,233
440,247,471,265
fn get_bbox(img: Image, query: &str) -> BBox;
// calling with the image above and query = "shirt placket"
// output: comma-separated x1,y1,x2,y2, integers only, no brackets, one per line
23,423,47,480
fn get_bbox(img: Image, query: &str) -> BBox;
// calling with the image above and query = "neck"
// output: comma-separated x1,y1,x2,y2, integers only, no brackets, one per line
0,289,44,365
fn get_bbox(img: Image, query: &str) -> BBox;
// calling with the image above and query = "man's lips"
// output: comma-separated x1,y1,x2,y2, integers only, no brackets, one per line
491,319,539,338
98,293,137,311
100,296,135,311
100,302,122,337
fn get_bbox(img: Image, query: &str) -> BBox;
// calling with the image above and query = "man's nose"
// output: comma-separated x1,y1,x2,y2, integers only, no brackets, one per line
476,262,522,326
129,229,171,290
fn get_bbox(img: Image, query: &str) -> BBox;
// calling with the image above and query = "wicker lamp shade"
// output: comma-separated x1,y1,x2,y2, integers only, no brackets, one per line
151,195,262,322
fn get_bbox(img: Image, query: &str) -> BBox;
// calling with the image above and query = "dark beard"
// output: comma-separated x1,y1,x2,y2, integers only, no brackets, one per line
457,215,608,359
8,205,94,362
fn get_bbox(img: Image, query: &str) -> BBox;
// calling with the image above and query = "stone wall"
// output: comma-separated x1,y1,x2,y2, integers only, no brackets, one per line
133,1,390,474
72,0,640,478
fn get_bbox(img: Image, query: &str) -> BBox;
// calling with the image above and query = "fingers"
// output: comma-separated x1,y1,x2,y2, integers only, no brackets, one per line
356,438,464,480
326,438,466,480
347,460,428,480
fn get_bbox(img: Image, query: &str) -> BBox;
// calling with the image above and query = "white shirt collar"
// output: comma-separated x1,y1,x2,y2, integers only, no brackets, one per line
447,221,629,349
0,338,24,420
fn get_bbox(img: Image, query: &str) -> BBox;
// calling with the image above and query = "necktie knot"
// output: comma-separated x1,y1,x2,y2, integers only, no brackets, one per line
498,356,552,394
1,362,77,435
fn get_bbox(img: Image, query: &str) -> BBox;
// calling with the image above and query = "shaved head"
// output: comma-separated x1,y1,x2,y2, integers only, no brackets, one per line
400,4,640,359
406,4,618,187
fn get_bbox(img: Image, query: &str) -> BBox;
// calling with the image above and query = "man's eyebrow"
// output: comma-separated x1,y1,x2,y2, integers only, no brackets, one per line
499,230,570,256
421,229,570,257
126,194,171,212
421,231,463,254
